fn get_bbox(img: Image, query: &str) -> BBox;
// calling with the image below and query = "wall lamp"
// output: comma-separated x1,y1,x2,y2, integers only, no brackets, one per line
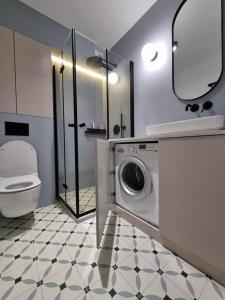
141,42,167,70
108,72,119,85
141,43,158,63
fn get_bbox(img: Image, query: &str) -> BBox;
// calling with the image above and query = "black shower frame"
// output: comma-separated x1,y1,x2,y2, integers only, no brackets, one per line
53,29,134,218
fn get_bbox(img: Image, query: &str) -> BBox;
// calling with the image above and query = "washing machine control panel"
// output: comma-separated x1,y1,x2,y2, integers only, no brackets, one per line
116,143,158,154
138,143,158,152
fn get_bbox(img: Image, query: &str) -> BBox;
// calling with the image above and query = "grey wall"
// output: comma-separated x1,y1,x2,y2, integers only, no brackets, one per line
0,113,55,208
112,0,225,136
0,0,70,208
108,51,131,139
0,0,70,50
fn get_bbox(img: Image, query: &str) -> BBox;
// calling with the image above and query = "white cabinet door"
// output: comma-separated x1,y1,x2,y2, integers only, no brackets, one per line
96,139,112,248
159,135,225,285
0,26,16,113
15,32,53,118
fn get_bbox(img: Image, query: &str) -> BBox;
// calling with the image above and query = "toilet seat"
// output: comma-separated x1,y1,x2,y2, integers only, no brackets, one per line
0,175,41,193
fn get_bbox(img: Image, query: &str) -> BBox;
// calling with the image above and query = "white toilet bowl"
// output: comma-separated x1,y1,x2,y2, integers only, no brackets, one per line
0,141,41,218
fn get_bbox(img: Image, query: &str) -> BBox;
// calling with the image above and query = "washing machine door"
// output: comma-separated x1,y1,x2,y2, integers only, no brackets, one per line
118,157,151,199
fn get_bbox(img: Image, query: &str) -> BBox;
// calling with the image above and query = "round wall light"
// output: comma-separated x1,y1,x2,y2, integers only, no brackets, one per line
141,43,158,63
108,72,119,85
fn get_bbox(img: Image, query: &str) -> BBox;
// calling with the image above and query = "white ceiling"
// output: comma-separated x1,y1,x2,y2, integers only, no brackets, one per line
19,0,157,49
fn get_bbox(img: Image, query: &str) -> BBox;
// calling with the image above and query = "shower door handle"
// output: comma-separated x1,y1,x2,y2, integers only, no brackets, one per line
68,123,75,127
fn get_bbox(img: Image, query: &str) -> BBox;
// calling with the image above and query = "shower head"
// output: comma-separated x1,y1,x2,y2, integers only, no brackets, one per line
86,56,103,69
86,56,117,71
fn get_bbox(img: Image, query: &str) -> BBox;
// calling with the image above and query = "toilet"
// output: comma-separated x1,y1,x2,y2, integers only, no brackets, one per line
0,141,41,218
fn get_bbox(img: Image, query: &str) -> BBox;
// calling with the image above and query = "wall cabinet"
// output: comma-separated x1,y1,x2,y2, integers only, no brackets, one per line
0,26,16,113
15,32,53,118
0,25,53,118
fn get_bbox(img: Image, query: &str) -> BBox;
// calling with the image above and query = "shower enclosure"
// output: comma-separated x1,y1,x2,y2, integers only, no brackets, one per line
53,29,134,218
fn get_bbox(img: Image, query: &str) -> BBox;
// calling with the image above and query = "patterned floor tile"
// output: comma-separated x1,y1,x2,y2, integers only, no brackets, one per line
118,251,159,292
163,256,208,299
58,221,77,233
0,259,39,300
31,220,52,230
0,254,16,275
34,245,72,281
32,230,56,244
0,218,13,227
41,264,85,300
6,228,34,242
87,268,137,299
13,285,43,300
0,228,20,240
139,238,174,270
199,279,225,300
2,240,34,259
99,234,134,266
0,202,224,300
142,274,192,300
62,186,96,214
73,250,107,288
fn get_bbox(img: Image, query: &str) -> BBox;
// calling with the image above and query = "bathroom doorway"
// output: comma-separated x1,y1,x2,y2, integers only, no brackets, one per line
53,29,134,218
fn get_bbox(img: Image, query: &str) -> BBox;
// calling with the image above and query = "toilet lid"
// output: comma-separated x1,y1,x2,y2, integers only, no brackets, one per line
0,141,38,177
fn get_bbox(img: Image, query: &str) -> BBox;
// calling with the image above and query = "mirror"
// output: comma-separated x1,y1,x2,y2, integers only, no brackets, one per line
173,0,222,101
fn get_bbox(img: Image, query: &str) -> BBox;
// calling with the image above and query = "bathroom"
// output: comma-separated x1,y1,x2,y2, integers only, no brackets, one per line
0,0,224,299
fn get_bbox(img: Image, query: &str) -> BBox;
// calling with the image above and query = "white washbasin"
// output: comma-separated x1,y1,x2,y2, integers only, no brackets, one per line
146,115,224,136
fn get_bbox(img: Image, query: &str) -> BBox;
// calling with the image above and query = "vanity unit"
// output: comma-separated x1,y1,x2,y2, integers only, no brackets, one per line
96,131,225,287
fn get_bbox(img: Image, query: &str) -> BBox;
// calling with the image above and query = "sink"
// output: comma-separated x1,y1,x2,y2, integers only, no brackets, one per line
146,115,224,136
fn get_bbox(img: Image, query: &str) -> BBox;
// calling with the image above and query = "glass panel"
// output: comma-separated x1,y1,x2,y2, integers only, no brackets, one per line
62,33,77,214
122,163,145,192
55,52,66,202
76,32,107,214
108,51,131,139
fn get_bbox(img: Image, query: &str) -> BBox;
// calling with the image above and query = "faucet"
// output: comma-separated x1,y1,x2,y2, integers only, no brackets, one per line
185,104,199,112
201,101,213,112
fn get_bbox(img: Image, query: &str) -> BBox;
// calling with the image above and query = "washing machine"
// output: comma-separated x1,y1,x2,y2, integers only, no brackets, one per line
115,142,159,227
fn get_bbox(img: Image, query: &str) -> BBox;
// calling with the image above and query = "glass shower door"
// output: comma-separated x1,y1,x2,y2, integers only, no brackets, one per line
55,31,78,216
75,32,107,215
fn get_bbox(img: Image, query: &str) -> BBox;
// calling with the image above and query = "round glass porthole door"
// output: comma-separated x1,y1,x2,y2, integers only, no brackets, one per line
118,158,148,197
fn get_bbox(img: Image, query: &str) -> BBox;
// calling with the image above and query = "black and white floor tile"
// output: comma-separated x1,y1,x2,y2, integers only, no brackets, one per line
61,186,96,214
0,203,224,299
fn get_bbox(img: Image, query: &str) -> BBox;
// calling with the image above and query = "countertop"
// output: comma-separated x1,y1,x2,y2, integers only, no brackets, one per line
109,130,225,144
